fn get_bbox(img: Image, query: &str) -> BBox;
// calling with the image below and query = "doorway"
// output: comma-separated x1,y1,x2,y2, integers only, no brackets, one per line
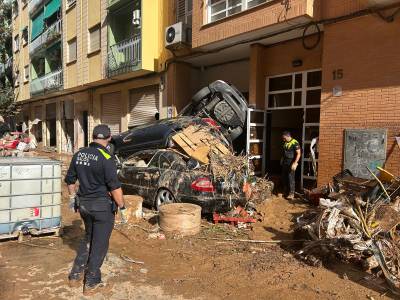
82,111,88,147
265,70,322,190
46,103,57,147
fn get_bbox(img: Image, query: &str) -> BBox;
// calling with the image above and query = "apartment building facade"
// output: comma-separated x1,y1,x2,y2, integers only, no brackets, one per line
12,0,174,152
166,0,400,187
12,0,400,188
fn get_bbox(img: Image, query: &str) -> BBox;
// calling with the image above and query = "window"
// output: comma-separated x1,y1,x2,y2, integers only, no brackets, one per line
88,25,101,54
14,71,20,87
22,27,28,45
124,151,155,167
177,0,192,24
68,38,77,62
14,34,20,52
207,0,269,23
24,65,29,82
12,0,18,18
266,70,322,109
66,0,76,9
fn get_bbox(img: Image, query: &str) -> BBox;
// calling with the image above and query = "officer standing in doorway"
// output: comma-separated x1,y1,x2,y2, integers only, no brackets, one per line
281,131,301,200
65,124,127,296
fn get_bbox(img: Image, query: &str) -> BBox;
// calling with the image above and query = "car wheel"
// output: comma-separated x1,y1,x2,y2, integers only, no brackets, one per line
192,86,211,103
155,188,175,210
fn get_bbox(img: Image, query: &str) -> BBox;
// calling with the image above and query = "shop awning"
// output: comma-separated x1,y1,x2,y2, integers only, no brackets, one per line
31,11,44,41
44,0,61,19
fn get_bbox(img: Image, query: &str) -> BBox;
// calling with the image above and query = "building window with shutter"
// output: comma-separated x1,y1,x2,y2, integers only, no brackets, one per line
14,71,20,87
12,0,18,18
177,0,192,24
22,27,28,46
68,38,77,63
14,34,20,52
24,65,29,82
88,25,101,54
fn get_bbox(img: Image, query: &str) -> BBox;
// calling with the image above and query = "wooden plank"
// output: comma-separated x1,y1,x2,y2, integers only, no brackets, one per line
171,125,232,165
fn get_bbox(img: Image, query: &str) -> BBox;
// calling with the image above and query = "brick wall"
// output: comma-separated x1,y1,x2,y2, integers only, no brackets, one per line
192,0,313,48
318,14,400,184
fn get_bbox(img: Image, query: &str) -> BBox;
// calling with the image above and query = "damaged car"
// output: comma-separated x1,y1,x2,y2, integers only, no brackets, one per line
111,80,248,158
118,149,246,213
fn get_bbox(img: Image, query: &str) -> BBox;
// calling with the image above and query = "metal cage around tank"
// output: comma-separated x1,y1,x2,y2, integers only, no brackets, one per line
0,158,62,240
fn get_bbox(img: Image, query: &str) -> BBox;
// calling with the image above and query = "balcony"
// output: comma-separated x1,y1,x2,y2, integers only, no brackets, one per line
30,20,62,56
28,0,45,15
30,69,63,96
107,35,142,78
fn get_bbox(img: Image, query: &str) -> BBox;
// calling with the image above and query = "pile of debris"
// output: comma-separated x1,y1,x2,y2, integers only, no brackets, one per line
171,124,274,205
296,168,400,294
0,131,37,156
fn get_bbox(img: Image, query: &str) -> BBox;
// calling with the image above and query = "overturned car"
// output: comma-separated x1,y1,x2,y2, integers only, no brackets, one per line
114,81,250,213
111,80,247,158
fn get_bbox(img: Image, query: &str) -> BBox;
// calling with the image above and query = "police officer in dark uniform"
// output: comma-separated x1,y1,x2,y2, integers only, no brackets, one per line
281,131,301,200
65,124,127,296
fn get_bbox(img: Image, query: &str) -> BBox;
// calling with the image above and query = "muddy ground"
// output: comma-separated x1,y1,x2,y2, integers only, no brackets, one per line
0,153,396,300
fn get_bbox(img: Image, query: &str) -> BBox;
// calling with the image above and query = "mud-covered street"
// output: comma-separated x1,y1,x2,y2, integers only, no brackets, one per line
0,185,394,299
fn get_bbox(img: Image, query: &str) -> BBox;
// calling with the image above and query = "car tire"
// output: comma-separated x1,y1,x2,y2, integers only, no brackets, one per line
155,188,175,210
192,86,211,104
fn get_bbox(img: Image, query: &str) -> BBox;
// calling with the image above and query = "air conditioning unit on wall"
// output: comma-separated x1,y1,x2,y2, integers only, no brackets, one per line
165,22,191,49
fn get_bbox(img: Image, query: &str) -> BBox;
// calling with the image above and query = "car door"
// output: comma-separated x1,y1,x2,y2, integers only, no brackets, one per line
143,151,163,199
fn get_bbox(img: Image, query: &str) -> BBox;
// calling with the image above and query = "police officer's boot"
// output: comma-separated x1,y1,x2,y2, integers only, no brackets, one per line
68,272,83,288
83,282,114,296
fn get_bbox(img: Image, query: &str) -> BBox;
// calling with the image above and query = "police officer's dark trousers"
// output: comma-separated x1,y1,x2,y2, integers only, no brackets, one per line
69,198,115,285
282,162,295,195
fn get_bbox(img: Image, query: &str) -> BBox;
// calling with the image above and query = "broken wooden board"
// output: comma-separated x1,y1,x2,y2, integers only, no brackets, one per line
377,166,396,183
171,125,231,164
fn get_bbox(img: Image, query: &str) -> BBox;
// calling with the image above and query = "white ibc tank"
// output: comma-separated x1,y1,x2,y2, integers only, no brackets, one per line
0,157,62,238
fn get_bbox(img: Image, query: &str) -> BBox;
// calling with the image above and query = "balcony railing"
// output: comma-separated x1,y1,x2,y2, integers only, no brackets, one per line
30,19,62,55
28,0,45,15
107,35,141,77
30,69,63,96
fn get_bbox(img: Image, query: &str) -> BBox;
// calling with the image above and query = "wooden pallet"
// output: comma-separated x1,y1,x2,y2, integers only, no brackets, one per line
0,227,62,242
172,125,230,164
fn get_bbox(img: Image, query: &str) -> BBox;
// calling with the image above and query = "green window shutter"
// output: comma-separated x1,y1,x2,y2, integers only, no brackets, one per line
44,0,61,19
31,10,44,41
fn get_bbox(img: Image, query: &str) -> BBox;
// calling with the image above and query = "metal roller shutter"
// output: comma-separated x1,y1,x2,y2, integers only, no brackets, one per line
128,85,159,128
101,92,121,135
